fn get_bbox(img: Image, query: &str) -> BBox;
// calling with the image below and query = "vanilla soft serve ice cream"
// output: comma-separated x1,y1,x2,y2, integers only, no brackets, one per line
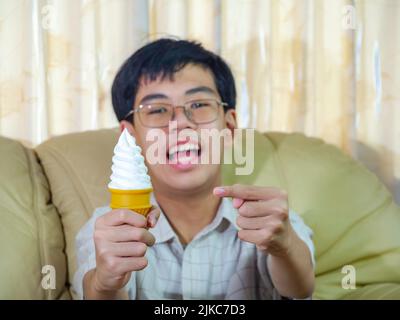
108,128,152,190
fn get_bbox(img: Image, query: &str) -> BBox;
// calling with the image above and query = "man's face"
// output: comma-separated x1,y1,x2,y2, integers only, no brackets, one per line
121,64,236,195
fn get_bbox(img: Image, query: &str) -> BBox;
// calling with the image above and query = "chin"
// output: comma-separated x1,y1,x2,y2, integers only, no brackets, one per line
153,164,220,194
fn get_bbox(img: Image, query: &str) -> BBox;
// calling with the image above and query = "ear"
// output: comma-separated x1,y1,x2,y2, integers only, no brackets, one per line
120,120,146,148
224,109,237,133
120,120,136,136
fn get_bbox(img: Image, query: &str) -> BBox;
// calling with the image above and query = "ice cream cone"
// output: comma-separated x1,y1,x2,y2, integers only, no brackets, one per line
108,129,153,216
109,188,153,216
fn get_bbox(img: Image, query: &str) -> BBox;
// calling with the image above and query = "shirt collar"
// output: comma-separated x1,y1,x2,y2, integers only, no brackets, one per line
149,194,240,245
218,196,240,231
149,194,175,244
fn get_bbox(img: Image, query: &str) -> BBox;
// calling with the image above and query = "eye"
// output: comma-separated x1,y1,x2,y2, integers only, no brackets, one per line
190,101,210,109
147,105,168,115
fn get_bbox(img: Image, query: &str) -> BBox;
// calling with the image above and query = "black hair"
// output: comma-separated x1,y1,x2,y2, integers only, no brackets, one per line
111,38,236,122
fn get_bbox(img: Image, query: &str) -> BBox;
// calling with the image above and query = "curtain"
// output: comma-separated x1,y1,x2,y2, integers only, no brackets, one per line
0,0,399,203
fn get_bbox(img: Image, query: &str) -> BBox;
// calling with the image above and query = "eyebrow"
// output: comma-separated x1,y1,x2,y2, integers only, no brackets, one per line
139,93,168,105
138,86,217,105
185,86,217,96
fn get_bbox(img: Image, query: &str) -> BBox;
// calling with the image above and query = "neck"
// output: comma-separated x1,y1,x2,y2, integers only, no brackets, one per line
153,179,222,245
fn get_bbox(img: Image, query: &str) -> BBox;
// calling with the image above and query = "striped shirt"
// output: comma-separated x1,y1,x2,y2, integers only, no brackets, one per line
73,197,315,299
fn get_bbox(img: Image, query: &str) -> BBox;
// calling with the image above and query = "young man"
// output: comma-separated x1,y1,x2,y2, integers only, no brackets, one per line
73,39,315,300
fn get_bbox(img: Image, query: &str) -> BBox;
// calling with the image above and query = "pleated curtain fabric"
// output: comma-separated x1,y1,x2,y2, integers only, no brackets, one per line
0,0,399,203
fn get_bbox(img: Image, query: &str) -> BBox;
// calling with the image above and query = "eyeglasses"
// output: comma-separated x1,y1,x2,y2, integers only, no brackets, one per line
123,98,228,128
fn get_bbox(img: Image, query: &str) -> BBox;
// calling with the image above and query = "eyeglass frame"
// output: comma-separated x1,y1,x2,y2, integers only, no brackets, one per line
122,98,228,128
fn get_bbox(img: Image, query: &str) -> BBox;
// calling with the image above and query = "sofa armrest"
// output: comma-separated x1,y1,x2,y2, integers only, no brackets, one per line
0,136,69,299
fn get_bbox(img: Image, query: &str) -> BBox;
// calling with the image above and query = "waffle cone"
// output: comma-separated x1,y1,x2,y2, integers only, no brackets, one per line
109,188,153,216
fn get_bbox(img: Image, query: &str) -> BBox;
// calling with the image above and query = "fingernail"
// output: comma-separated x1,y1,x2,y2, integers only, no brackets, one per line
213,187,225,196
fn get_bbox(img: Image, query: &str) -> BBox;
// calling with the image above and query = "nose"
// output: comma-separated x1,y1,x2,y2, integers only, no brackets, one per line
173,106,197,130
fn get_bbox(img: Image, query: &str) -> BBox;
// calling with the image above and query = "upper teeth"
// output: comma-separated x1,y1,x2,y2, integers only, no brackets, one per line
168,143,199,155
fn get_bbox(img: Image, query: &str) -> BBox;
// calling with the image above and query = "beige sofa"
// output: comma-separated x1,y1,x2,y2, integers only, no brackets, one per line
1,128,400,300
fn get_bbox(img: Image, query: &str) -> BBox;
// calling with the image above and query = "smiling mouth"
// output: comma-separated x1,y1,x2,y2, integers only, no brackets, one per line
167,142,201,164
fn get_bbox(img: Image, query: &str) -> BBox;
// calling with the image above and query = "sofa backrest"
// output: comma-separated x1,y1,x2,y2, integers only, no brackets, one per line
35,128,400,299
0,136,69,299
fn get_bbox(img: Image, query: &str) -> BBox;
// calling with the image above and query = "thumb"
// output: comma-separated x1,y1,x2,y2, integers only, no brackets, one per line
146,206,161,228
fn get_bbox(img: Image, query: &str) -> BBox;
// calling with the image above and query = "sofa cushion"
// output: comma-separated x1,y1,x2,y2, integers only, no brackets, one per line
342,283,400,300
36,128,400,299
0,136,69,299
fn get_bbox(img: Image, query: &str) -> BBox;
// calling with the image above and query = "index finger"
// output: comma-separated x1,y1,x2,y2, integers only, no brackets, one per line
213,184,287,201
101,209,148,228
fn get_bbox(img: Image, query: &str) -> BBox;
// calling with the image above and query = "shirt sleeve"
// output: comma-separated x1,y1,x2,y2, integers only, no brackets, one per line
288,208,316,268
71,206,111,300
